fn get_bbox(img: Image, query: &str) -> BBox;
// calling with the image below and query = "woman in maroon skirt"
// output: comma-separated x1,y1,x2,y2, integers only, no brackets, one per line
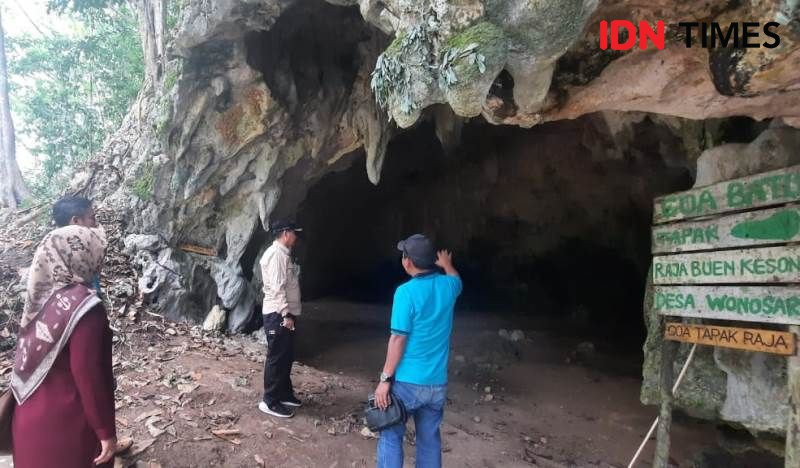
10,224,117,467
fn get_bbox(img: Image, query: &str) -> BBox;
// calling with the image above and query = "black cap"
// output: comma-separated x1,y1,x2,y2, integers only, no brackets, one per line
397,234,436,269
270,219,303,234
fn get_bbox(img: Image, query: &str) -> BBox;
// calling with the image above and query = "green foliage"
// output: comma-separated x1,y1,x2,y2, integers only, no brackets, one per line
164,70,178,91
130,161,155,200
370,54,408,113
166,0,186,37
370,13,499,119
163,61,181,92
441,21,506,87
9,4,144,199
370,9,442,117
438,43,485,88
47,0,125,14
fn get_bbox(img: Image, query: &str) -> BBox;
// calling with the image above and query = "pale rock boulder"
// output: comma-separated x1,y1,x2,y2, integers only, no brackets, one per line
203,305,227,332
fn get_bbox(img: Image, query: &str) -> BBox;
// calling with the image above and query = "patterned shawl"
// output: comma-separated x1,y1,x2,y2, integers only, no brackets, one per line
11,226,107,404
21,225,107,327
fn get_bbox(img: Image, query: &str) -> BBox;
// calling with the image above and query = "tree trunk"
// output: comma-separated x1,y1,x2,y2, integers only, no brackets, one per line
135,0,167,83
0,8,30,210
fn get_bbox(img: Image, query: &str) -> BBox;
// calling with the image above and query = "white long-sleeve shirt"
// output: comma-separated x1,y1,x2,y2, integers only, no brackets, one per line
259,240,301,316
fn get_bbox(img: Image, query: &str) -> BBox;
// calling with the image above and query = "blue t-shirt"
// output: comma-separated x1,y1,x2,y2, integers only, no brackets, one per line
391,272,462,385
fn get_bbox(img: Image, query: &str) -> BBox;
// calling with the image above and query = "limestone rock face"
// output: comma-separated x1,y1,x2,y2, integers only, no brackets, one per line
359,0,597,127
694,124,800,187
76,0,800,321
70,0,800,438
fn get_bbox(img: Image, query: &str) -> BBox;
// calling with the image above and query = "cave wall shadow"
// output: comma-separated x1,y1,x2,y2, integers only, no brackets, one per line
244,0,370,114
202,0,766,354
291,115,693,349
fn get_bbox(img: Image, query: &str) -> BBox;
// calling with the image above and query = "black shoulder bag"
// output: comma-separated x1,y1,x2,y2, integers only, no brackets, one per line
364,393,407,432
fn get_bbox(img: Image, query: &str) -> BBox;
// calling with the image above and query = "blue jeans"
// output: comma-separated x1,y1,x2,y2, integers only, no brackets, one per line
377,381,447,468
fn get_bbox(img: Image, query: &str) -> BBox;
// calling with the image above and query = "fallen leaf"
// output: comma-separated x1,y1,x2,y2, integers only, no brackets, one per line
146,420,165,438
135,409,162,423
129,438,156,457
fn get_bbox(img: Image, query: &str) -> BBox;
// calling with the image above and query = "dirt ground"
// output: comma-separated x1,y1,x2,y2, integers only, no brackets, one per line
0,211,784,468
71,299,776,468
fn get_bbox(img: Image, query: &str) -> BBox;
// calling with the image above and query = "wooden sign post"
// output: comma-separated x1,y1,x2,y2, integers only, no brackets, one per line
664,323,795,355
648,165,800,468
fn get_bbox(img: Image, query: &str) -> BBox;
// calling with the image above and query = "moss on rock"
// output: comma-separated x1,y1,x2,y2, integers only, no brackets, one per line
446,21,505,51
385,32,407,57
130,161,155,201
164,68,180,92
443,21,508,117
155,97,174,137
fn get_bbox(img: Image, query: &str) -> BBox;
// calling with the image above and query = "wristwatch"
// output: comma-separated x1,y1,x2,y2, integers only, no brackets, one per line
380,372,394,383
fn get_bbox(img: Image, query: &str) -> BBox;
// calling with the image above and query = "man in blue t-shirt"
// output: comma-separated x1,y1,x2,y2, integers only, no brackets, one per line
374,234,462,468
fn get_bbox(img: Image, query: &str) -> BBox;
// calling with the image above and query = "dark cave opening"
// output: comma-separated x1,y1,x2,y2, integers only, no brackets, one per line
232,0,699,351
267,115,695,349
486,69,519,119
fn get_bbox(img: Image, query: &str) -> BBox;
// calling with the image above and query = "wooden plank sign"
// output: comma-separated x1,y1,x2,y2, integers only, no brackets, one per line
652,245,800,285
653,164,800,224
653,285,800,325
651,166,800,467
178,243,218,257
652,206,800,254
664,322,796,355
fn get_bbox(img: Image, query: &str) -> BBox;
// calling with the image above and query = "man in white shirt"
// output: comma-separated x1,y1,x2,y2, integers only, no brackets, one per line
258,220,303,418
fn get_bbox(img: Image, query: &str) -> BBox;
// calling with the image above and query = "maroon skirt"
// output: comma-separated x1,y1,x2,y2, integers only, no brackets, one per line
12,305,115,468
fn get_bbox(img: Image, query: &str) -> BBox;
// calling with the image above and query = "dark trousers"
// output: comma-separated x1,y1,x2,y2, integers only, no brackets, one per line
262,313,295,404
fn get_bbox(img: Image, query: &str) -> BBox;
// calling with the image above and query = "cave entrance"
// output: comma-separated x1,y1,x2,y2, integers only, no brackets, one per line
285,114,693,366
